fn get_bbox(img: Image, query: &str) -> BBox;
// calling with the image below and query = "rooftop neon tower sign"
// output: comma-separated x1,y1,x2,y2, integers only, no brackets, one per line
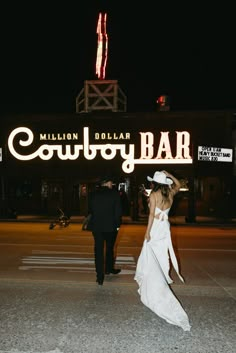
95,12,108,79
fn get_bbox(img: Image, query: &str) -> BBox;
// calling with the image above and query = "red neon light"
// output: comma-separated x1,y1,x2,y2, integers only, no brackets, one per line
95,12,108,80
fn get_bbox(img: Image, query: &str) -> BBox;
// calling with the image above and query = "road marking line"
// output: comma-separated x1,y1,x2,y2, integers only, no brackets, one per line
19,254,136,272
19,266,95,270
179,248,236,252
33,250,93,255
19,265,136,274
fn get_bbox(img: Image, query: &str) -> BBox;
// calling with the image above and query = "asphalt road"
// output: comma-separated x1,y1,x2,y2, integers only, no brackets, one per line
0,222,235,282
0,222,235,353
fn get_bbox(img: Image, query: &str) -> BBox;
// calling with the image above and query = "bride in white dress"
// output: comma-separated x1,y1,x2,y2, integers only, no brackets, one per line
134,170,191,331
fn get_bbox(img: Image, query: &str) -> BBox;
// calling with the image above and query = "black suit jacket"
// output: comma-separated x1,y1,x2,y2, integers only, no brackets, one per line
89,186,122,232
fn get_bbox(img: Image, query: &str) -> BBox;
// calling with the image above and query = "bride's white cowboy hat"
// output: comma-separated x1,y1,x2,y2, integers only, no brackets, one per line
147,171,173,185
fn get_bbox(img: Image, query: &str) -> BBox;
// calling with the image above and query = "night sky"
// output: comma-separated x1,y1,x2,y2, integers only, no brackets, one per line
1,2,235,114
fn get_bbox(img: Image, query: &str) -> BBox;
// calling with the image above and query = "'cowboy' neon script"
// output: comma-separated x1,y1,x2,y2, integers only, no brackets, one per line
8,127,192,173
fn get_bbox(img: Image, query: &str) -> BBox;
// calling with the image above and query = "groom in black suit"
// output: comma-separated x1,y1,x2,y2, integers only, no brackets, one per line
89,176,122,285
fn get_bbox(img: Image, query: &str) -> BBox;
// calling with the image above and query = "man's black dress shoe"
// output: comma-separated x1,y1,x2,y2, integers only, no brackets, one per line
105,269,121,275
96,275,104,285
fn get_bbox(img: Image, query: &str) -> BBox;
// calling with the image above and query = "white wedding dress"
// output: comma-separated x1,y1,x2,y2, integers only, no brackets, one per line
134,207,191,331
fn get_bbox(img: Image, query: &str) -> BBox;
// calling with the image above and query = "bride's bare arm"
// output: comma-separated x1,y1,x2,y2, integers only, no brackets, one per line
162,170,181,194
144,193,155,241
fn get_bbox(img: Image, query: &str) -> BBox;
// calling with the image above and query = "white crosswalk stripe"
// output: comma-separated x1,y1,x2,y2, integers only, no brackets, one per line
19,252,136,274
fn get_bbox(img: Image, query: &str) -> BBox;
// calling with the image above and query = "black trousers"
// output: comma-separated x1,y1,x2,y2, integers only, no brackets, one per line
92,231,118,277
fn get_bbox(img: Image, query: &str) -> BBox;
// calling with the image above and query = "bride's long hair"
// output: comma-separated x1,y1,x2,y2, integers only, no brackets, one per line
151,181,171,202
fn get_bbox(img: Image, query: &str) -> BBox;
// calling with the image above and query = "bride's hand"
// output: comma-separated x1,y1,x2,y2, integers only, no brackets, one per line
145,233,151,242
162,170,169,176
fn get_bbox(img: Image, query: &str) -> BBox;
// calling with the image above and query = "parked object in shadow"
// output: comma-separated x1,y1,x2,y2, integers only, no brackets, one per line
7,207,17,219
49,208,70,229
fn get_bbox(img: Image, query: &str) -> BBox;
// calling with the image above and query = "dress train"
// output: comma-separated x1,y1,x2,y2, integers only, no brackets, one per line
134,208,191,331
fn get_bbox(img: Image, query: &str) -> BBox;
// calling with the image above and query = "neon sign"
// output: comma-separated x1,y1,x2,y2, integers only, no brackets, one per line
95,12,108,80
198,146,233,162
8,127,192,173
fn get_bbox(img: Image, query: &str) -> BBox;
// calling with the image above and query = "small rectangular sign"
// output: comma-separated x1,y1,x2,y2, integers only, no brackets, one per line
198,146,233,162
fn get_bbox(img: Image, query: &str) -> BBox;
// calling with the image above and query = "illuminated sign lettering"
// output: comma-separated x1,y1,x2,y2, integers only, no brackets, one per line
198,146,233,162
40,133,79,141
96,13,108,80
139,131,191,160
8,127,193,173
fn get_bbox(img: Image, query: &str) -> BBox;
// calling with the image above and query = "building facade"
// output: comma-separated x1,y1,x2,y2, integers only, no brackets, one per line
0,110,235,222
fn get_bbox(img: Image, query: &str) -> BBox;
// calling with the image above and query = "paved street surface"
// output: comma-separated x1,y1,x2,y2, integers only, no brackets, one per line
0,221,235,353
